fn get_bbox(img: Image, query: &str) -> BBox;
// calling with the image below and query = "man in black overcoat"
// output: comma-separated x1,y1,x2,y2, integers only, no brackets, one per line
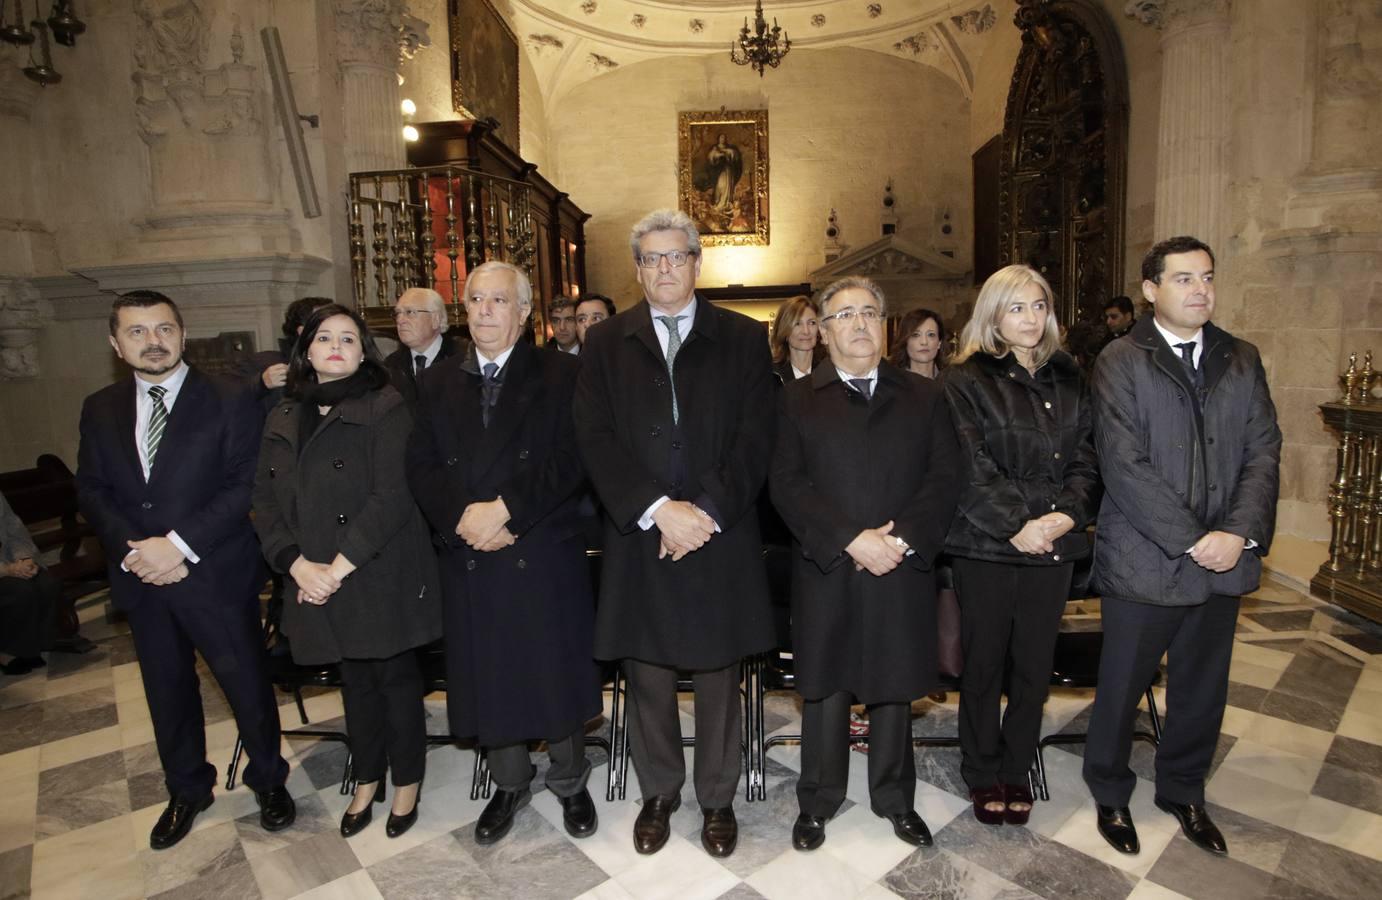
1084,237,1281,857
407,262,601,846
383,286,465,407
75,291,293,850
573,209,776,859
771,276,962,851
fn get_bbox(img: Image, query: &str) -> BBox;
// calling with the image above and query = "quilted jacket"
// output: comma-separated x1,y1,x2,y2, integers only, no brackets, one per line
941,349,1101,566
1089,316,1281,606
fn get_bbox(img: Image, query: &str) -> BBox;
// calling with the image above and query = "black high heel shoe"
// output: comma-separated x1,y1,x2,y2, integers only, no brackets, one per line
339,782,385,837
386,788,420,839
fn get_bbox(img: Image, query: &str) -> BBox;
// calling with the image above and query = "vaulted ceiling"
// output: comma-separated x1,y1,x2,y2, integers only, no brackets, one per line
500,1,1010,105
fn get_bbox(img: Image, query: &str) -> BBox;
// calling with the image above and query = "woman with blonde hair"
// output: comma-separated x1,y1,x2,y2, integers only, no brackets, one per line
941,265,1100,828
770,295,823,384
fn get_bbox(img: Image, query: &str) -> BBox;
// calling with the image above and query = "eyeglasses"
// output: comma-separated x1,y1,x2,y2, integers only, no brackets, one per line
635,250,697,269
820,306,882,325
394,307,438,319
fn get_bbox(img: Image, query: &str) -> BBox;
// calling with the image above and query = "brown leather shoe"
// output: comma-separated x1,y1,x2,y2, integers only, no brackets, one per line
701,807,738,858
633,794,680,854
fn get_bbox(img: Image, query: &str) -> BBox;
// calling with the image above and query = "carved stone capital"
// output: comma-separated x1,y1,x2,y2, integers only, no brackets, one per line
335,0,410,69
1124,0,1229,32
0,277,52,379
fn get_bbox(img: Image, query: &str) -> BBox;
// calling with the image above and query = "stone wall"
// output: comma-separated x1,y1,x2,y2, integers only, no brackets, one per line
548,47,973,306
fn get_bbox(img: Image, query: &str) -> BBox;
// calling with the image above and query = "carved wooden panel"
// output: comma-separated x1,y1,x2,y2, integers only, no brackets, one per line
1000,0,1128,326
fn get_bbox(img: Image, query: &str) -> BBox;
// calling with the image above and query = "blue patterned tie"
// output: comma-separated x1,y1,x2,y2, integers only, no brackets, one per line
848,377,873,401
146,385,168,469
656,315,684,424
481,362,501,427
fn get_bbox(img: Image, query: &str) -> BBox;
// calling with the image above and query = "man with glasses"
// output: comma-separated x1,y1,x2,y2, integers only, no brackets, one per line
771,276,961,851
384,286,466,406
573,209,776,859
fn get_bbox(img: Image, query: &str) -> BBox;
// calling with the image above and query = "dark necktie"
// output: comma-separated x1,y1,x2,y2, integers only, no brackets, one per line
655,315,684,424
414,354,427,376
481,361,501,427
147,385,168,469
1174,341,1203,390
848,377,873,401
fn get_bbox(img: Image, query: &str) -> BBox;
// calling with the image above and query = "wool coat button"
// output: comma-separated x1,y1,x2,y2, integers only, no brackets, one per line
672,441,682,450
1053,452,1061,459
466,560,476,571
332,459,344,469
518,449,529,460
336,514,348,524
141,501,153,510
1044,401,1052,409
268,467,276,478
517,559,527,569
1053,554,1061,561
1209,483,1218,491
649,426,661,438
446,457,458,466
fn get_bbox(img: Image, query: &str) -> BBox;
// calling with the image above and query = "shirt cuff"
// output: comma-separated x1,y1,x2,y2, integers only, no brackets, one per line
120,549,137,573
1245,539,1258,550
167,531,199,565
638,496,672,531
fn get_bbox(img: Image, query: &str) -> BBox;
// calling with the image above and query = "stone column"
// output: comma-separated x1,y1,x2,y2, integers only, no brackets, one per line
0,67,55,379
1132,0,1233,250
335,0,408,174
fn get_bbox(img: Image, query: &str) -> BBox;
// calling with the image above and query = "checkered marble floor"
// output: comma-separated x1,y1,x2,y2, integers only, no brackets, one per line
2,577,1381,900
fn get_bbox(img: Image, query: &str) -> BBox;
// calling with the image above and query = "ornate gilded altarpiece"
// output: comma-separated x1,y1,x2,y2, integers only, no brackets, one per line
1000,0,1128,326
678,109,769,246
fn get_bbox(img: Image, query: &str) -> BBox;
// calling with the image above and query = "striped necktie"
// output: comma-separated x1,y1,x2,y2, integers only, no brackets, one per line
656,315,684,424
147,385,168,468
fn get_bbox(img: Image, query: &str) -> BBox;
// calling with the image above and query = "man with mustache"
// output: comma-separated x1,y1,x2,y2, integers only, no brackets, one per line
75,291,293,850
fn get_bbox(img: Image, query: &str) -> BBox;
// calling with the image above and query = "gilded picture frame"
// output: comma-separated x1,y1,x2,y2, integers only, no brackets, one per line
450,0,520,150
678,109,769,246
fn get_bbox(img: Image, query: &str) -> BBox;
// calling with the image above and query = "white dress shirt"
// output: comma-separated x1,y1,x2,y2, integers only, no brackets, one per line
791,363,809,380
476,343,516,373
126,363,199,567
638,298,709,531
835,365,878,397
413,334,444,374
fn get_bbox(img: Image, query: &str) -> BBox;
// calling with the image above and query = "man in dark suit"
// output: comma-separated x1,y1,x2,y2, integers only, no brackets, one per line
573,209,776,859
383,286,464,406
771,276,962,851
575,294,616,347
407,261,601,846
76,291,294,850
547,297,581,354
1085,237,1281,857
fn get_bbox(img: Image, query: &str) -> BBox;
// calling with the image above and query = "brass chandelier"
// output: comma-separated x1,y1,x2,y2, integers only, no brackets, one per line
0,0,86,87
730,0,791,77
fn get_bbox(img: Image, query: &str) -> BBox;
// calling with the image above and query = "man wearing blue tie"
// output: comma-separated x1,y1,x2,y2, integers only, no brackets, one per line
76,291,292,850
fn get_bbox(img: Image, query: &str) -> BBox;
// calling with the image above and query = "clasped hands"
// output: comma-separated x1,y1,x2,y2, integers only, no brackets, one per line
291,554,356,605
456,497,515,552
1188,530,1246,573
1,557,39,580
655,501,716,562
125,536,188,586
1008,512,1077,555
846,521,908,576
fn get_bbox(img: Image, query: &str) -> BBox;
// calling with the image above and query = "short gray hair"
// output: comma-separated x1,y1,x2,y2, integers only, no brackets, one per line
396,286,449,333
467,260,532,312
629,209,702,260
814,276,887,318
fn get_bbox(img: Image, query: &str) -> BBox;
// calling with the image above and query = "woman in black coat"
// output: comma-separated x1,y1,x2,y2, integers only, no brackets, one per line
253,304,441,840
942,265,1100,827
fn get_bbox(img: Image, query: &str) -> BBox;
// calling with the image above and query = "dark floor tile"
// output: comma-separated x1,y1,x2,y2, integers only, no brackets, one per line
42,646,111,679
934,809,1046,881
39,704,119,744
885,847,1039,900
1335,631,1382,655
149,860,261,900
1252,638,1306,653
1226,681,1269,712
913,745,967,797
1246,610,1316,632
1275,831,1382,899
367,833,501,899
293,735,353,792
38,749,127,796
128,770,169,812
1257,690,1344,732
0,845,32,900
1010,838,1137,900
0,703,44,755
1147,835,1285,900
1311,762,1382,816
1325,734,1382,779
715,884,767,900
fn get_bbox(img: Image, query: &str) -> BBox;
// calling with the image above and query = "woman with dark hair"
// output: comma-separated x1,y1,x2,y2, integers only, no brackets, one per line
253,304,442,839
941,266,1100,828
770,295,823,384
888,308,947,379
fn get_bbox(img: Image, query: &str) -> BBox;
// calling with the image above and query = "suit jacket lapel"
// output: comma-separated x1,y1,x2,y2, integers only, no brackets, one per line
114,379,143,484
471,341,537,483
148,368,204,487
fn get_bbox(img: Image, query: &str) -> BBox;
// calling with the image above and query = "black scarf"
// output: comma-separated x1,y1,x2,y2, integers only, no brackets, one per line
297,370,376,451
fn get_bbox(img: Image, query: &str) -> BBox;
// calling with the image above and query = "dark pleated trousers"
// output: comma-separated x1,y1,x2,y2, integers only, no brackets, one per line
486,729,592,798
797,693,915,818
623,659,741,808
339,650,427,786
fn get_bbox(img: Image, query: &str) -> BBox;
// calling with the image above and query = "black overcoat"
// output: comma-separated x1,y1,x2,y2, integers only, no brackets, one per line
771,363,962,702
384,334,466,408
253,385,442,665
941,350,1101,565
573,298,776,669
406,341,600,746
1090,317,1281,606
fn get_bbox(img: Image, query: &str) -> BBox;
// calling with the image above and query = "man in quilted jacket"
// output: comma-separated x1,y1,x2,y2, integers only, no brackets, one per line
1083,236,1281,858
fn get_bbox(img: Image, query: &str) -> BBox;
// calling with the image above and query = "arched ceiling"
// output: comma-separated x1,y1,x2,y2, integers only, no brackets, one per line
498,1,1009,106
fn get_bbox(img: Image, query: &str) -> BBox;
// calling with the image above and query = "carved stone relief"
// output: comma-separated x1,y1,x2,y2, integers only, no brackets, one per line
0,277,51,379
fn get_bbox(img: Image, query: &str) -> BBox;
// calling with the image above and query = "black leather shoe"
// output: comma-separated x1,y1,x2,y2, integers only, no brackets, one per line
701,807,738,858
560,789,598,838
386,798,419,839
256,785,296,832
633,794,680,855
885,810,933,847
792,813,827,851
150,793,214,850
475,789,530,845
1095,804,1141,855
1155,796,1227,855
339,782,385,838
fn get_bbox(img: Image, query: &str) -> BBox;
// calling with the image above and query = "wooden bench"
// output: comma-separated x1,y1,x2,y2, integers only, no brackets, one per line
0,454,107,642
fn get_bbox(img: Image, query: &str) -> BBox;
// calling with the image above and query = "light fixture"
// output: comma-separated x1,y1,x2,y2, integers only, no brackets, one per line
402,124,419,142
2,1,86,88
400,97,416,116
730,0,791,77
400,96,418,142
